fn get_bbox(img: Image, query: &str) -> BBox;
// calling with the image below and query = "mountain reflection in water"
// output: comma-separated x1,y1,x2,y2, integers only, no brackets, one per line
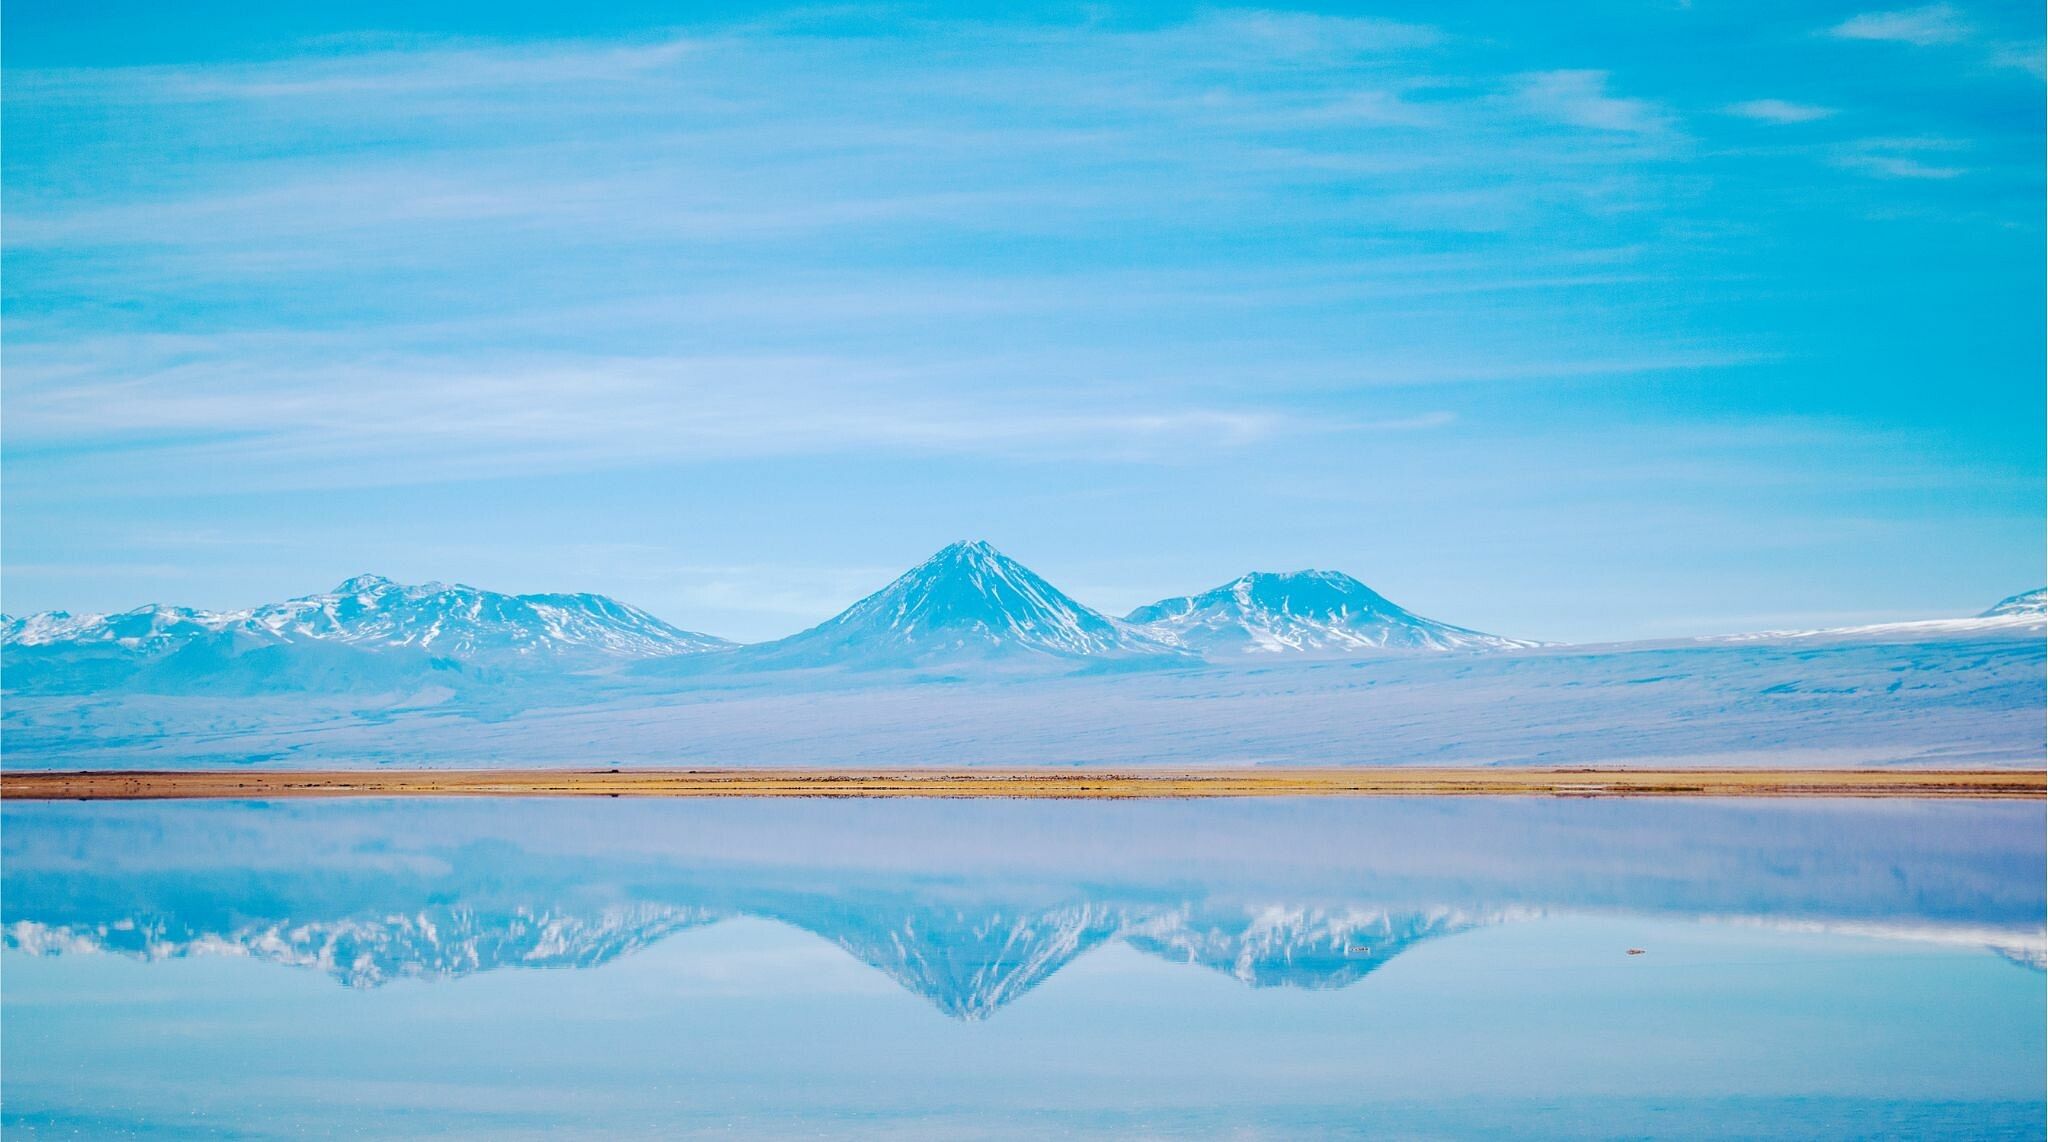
4,797,2041,1020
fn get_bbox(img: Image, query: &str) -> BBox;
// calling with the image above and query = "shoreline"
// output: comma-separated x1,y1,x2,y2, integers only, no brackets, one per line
2,767,2042,801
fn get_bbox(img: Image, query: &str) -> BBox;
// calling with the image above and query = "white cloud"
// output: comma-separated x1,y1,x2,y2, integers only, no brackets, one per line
1512,70,1674,135
1724,98,1837,124
1986,40,2046,76
1,339,1394,491
1828,5,1974,46
1833,136,1970,179
1162,9,1442,58
0,15,1780,502
13,36,707,104
4,16,1684,281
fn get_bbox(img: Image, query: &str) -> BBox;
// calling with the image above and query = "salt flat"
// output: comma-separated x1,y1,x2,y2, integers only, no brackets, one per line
4,622,2039,769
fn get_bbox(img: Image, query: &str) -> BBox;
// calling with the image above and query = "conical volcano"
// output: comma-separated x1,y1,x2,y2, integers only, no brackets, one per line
733,541,1186,669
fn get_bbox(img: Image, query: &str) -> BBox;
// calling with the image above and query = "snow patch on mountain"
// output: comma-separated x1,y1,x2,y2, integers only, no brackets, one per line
1982,588,2046,619
2,605,266,652
1127,570,1534,655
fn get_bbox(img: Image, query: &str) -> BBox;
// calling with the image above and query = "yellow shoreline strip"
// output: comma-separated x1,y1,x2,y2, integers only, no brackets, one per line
1,768,2041,800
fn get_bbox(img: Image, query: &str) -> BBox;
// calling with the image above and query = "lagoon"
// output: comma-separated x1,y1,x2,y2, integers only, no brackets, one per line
5,797,2043,1138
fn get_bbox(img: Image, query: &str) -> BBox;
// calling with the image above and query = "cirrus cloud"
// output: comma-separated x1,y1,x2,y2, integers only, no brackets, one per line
1724,99,1837,124
1828,5,1974,46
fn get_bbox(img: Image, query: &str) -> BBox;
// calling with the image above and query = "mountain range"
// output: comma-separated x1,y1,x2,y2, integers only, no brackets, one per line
2,542,2040,726
3,541,1566,690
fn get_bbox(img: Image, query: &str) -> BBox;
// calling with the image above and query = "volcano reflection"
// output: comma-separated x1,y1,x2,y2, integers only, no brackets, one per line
5,796,2041,1020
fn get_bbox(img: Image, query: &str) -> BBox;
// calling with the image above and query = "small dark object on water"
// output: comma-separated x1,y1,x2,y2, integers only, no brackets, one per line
1626,948,1646,956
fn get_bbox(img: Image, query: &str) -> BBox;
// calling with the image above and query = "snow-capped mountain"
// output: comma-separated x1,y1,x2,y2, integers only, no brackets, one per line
242,574,732,662
726,541,1187,670
1982,588,2046,618
1126,570,1534,655
2,576,730,695
1,605,271,653
3,575,727,663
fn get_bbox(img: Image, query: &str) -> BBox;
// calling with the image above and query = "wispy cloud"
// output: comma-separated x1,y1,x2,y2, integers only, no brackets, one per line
1143,9,1442,58
1828,4,1974,46
1986,39,2046,76
1824,4,2045,76
4,332,1481,493
1724,98,1837,124
5,15,1697,299
1512,70,1675,135
1833,136,1971,179
3,11,1737,499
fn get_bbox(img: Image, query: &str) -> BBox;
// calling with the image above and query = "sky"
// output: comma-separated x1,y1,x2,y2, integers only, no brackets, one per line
3,1,2042,643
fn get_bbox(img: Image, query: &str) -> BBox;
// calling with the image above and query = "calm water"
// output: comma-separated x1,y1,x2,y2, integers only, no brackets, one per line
4,797,2044,1139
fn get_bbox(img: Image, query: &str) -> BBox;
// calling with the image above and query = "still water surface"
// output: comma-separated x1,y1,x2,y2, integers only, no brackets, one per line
5,797,2043,1138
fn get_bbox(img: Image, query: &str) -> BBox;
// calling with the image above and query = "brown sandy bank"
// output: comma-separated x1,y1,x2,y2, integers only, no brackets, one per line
2,767,2042,800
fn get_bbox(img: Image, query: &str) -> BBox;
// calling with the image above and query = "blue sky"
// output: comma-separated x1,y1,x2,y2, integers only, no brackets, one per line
4,1,2042,642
